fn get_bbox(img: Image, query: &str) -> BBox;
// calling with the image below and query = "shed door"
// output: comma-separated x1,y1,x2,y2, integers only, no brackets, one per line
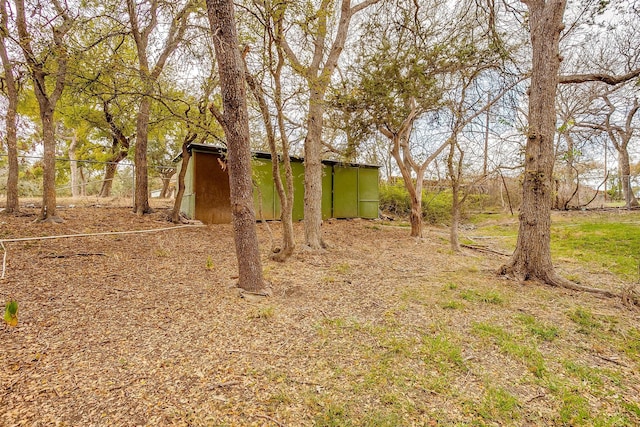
358,167,379,218
332,166,358,218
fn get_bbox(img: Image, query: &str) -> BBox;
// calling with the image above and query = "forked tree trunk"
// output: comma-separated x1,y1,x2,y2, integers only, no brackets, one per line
126,0,192,216
499,0,565,283
389,132,424,238
159,168,175,198
206,0,265,293
277,0,380,250
15,0,69,223
0,0,18,213
245,56,296,261
100,101,130,198
274,57,296,261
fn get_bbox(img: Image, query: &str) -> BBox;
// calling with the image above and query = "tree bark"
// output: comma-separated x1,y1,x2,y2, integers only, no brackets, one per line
278,0,380,250
15,0,70,223
0,0,18,213
133,94,152,214
172,141,192,223
244,53,296,261
126,0,193,215
100,99,130,198
500,0,566,283
206,0,265,293
159,167,175,198
100,159,122,198
619,150,638,208
303,89,327,248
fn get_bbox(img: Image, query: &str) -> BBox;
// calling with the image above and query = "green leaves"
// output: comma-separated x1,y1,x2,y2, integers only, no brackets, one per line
3,299,18,327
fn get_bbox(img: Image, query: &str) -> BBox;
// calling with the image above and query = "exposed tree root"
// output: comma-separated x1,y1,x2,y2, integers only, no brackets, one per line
498,264,639,308
462,244,510,257
35,215,64,224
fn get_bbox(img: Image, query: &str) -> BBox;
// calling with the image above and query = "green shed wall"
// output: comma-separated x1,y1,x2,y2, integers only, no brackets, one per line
179,146,378,223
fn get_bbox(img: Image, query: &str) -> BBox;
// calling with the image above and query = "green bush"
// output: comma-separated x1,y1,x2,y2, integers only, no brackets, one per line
379,181,453,224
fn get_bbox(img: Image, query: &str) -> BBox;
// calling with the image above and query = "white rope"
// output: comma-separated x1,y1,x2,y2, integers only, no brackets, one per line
0,224,205,279
1,241,6,280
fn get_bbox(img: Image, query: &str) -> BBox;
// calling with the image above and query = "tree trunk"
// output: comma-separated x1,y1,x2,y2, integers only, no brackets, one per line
448,141,462,252
499,0,566,283
408,189,423,238
274,63,296,261
40,108,62,222
14,0,69,223
245,56,296,261
389,133,423,238
172,143,191,223
133,95,151,214
206,0,265,293
100,162,118,197
618,150,638,208
0,0,19,213
303,89,327,249
159,169,175,198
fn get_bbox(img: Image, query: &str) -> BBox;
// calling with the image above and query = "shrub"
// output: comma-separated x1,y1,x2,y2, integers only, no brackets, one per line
379,181,452,224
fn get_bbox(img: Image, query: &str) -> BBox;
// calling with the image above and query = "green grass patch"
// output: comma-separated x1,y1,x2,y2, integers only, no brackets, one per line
477,386,521,423
459,288,505,305
441,300,464,310
472,322,547,377
563,360,603,386
551,218,640,281
470,212,640,281
568,306,601,334
516,313,560,341
421,333,467,372
620,328,640,363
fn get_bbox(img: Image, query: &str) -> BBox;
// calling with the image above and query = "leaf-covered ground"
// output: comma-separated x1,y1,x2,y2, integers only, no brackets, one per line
1,202,639,426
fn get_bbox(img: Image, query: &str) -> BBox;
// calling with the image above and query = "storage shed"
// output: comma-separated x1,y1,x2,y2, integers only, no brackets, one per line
176,143,379,224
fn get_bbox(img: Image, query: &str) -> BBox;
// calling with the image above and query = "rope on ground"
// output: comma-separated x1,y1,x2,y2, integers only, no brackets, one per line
0,224,205,280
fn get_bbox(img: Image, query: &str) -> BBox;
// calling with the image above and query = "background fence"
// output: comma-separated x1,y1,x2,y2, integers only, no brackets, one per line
0,156,175,204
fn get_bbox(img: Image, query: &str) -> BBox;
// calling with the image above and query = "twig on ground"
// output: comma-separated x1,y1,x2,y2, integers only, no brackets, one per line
461,244,510,257
227,349,284,357
253,413,286,427
43,253,107,258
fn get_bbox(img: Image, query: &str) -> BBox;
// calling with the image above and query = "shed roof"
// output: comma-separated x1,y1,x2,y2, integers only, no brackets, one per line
178,142,380,169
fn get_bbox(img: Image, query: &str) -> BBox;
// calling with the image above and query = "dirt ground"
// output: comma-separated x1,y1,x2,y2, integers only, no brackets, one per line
1,201,639,426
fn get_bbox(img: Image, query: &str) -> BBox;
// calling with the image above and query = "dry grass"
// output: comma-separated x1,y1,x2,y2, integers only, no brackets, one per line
1,203,639,426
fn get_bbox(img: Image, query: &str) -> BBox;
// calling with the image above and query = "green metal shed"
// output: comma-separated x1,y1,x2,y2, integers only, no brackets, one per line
176,143,379,224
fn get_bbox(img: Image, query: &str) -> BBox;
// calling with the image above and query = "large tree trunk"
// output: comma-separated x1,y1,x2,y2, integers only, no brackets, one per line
133,95,151,214
0,0,19,213
303,89,326,249
206,0,265,293
618,150,639,208
14,0,69,223
40,108,62,222
500,0,566,283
